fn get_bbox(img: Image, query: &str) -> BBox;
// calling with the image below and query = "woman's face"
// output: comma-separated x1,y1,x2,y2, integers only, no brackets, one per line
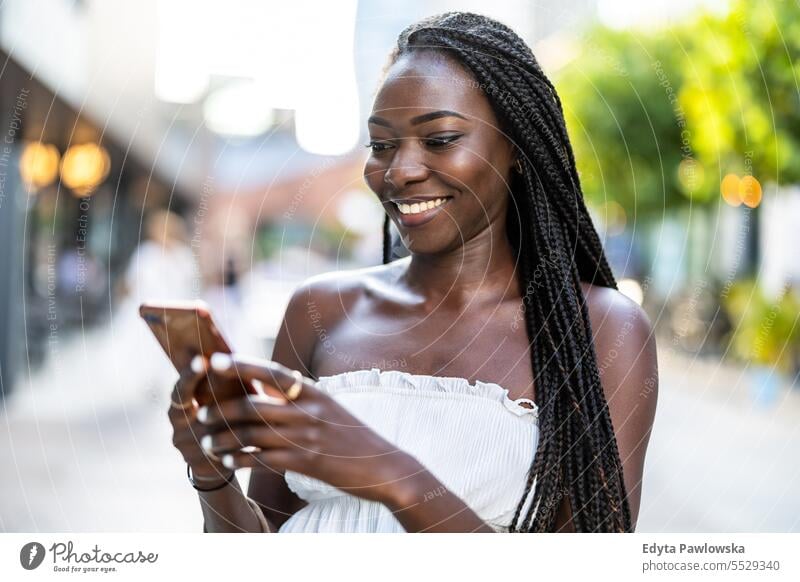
363,50,516,255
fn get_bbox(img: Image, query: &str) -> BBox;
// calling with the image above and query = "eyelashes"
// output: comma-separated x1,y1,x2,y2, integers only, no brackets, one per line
365,140,392,153
365,134,463,154
423,134,462,148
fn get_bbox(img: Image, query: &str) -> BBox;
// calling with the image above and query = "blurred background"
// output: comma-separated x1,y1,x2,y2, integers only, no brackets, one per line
0,0,797,532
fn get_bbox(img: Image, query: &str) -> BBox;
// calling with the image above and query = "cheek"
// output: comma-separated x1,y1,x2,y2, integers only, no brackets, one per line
444,148,506,198
363,158,385,194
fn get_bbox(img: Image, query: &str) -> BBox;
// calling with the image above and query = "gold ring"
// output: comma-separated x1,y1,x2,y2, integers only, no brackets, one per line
170,397,195,410
285,370,303,401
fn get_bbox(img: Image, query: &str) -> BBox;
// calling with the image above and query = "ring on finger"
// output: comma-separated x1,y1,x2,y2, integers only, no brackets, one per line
170,396,195,410
285,370,303,401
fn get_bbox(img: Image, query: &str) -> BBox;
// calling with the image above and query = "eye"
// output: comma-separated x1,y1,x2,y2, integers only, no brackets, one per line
365,140,394,154
423,134,462,149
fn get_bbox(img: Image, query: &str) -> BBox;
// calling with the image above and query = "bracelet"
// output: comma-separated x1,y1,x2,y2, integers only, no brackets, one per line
187,464,236,492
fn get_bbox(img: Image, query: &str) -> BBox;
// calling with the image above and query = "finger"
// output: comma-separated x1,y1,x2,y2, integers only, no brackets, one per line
175,418,227,463
197,394,311,428
171,413,213,454
172,417,214,446
170,355,208,409
175,437,224,464
220,448,299,472
208,353,314,401
200,425,307,456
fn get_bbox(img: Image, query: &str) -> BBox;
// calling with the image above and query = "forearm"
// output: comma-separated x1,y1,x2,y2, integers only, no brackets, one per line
196,473,275,533
383,457,495,533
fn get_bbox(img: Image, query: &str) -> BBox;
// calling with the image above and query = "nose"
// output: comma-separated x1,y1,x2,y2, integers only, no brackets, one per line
383,141,429,191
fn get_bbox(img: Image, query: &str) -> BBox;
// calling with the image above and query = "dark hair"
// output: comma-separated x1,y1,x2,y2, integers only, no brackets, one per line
380,12,632,532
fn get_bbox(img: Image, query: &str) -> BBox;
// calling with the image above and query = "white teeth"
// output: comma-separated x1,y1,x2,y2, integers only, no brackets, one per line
395,197,450,215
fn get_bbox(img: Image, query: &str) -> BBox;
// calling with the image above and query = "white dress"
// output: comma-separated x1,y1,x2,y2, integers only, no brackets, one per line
278,367,540,533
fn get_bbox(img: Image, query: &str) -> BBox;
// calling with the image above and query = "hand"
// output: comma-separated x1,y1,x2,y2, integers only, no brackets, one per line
167,354,232,483
196,353,424,505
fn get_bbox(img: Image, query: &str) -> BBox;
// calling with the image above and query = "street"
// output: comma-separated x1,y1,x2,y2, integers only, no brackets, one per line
1,338,798,532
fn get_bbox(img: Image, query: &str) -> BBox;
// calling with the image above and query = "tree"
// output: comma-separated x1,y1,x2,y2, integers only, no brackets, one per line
556,0,800,216
556,25,701,220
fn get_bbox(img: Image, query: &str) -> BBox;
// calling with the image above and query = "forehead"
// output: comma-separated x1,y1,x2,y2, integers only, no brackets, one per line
372,51,496,123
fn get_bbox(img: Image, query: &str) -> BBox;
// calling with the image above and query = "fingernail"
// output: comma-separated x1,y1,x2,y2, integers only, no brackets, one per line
222,454,235,469
191,355,205,374
200,435,213,450
196,406,208,423
251,378,265,395
210,352,232,372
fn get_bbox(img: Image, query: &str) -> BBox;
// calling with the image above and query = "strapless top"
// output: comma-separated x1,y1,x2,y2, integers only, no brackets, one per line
278,367,540,532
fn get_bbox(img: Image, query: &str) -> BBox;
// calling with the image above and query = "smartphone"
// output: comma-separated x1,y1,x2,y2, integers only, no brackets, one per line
139,299,262,405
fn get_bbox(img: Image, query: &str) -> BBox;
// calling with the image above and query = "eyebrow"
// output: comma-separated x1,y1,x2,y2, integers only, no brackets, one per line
368,109,468,128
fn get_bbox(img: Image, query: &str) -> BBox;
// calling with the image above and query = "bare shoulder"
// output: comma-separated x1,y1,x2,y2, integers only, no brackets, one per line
292,258,407,310
578,280,659,527
578,280,659,402
579,282,653,343
274,260,406,378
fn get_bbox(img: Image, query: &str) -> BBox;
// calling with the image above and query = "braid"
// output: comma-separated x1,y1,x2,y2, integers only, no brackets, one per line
380,12,632,533
382,213,393,263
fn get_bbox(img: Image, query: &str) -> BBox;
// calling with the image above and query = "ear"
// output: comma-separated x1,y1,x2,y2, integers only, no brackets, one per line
500,138,519,180
508,145,523,178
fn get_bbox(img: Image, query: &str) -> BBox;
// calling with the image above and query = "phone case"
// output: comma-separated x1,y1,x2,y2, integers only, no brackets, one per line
139,300,257,404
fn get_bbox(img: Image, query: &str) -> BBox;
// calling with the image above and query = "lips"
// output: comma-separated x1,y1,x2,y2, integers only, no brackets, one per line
390,196,451,203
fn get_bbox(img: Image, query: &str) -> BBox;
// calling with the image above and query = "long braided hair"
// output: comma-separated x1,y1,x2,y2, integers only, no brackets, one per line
378,12,632,533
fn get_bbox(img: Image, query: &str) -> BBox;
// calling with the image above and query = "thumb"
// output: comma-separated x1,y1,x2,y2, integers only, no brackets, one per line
209,352,312,401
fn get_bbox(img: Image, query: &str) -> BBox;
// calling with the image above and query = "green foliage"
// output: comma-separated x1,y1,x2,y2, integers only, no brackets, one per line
679,1,800,184
557,25,699,218
721,279,800,373
556,0,800,217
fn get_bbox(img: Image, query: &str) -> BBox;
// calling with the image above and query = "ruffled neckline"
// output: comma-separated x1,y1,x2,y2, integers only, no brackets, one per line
315,367,538,418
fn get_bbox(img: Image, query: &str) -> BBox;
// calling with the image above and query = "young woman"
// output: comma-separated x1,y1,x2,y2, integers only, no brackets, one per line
168,12,659,533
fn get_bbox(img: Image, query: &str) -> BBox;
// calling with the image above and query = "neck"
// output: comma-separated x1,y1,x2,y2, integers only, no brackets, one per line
400,225,520,305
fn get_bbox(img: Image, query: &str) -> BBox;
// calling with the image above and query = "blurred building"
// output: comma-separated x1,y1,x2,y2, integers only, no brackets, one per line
0,49,193,397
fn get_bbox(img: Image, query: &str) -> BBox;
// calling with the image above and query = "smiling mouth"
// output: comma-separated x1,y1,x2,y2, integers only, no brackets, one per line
389,196,454,227
391,196,453,215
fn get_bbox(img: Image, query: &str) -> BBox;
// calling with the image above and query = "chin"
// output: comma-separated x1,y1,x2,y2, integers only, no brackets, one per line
397,230,459,257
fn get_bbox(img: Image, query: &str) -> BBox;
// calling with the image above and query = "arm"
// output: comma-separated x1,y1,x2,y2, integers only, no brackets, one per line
553,287,659,532
588,288,660,530
168,356,275,533
198,475,274,533
246,281,321,529
382,456,496,533
200,279,322,532
552,495,577,533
